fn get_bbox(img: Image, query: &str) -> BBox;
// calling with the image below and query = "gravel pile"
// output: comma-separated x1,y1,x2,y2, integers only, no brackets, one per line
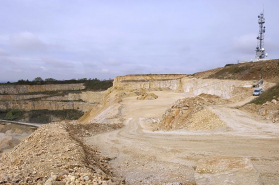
0,122,124,184
156,94,226,130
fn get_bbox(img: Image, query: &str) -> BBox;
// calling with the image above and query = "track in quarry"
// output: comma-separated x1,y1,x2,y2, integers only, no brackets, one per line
84,90,279,185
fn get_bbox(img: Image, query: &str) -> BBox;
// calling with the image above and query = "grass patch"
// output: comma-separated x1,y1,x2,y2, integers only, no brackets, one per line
250,83,279,104
229,66,249,73
224,64,234,67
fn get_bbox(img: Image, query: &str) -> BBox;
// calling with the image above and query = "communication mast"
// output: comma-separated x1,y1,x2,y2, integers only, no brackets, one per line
255,11,267,59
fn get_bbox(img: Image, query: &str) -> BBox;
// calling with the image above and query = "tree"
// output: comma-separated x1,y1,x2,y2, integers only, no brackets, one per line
33,77,43,82
45,78,57,82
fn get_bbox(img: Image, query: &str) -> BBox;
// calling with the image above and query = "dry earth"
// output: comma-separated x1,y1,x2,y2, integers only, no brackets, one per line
85,90,279,185
1,72,279,184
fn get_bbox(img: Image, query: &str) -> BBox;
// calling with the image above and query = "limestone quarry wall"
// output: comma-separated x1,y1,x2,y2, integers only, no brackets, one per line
113,74,187,90
0,75,255,113
181,78,252,99
0,100,95,112
113,75,252,99
42,91,104,103
0,94,48,101
0,84,85,94
0,91,104,112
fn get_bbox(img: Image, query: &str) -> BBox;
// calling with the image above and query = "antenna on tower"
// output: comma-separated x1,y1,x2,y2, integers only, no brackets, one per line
255,9,267,59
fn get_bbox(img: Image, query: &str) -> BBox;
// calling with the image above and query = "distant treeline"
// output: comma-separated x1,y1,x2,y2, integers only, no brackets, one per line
1,77,113,91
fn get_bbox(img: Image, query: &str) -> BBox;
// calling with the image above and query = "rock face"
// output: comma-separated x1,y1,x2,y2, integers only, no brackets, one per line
114,75,253,99
194,156,263,185
114,74,187,91
0,84,85,94
181,78,252,99
157,94,227,130
0,91,104,112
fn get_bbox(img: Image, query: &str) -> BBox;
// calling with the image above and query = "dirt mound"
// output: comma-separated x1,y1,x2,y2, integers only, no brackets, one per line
188,109,226,130
137,93,158,100
195,59,279,82
156,94,226,130
242,98,279,123
0,122,124,184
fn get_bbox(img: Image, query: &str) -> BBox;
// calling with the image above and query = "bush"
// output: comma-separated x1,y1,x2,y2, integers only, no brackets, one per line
4,111,16,120
28,109,84,123
225,64,234,67
250,83,279,104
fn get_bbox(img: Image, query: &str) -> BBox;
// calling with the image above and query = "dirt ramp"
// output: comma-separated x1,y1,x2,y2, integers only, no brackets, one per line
195,156,263,185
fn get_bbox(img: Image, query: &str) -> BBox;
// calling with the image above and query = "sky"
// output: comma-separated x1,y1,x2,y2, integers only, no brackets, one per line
0,0,279,82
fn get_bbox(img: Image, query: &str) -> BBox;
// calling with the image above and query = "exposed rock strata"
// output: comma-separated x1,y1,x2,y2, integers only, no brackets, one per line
114,75,254,99
0,84,85,94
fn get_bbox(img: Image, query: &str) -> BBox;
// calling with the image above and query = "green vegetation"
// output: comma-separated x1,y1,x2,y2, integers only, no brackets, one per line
0,78,113,91
84,78,113,91
250,83,279,105
2,110,24,120
228,66,249,74
0,109,84,123
224,64,234,67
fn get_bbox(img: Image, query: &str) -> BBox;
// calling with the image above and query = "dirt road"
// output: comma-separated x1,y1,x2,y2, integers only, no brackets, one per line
85,91,279,184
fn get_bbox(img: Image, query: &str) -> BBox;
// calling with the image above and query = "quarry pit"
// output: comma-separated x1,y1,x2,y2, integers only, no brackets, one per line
1,71,279,184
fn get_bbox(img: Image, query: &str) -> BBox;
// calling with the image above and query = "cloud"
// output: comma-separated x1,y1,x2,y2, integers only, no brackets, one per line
232,34,257,54
10,32,48,52
42,57,74,69
0,48,8,56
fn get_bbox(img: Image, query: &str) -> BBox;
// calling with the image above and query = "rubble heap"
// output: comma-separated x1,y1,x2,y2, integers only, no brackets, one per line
156,94,227,130
242,97,279,123
0,122,124,184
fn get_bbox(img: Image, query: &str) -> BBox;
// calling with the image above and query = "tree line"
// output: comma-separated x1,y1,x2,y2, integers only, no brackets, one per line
2,77,113,91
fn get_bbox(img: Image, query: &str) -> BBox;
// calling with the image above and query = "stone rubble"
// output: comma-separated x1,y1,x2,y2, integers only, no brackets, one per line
0,122,124,184
155,94,227,130
242,97,279,123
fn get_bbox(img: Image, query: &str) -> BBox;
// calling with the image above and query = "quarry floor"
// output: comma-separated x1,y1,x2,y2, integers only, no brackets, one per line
85,91,279,185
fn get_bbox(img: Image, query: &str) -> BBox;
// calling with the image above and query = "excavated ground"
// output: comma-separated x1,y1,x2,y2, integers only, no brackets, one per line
1,76,279,184
85,90,279,185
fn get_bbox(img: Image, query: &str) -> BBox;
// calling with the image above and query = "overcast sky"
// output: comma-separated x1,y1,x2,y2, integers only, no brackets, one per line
0,0,278,82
